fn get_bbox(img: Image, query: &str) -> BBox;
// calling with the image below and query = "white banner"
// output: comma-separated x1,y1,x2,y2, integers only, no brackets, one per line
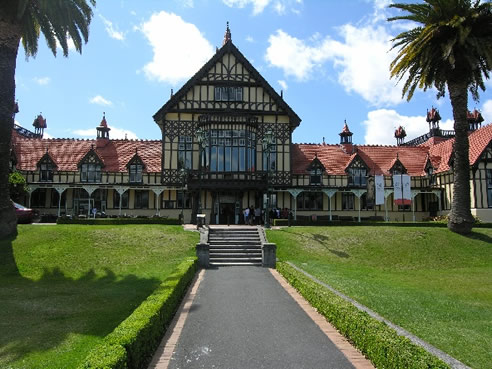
393,174,411,205
375,175,385,205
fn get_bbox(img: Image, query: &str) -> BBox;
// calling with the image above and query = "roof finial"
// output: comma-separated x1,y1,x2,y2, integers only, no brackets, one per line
223,21,232,46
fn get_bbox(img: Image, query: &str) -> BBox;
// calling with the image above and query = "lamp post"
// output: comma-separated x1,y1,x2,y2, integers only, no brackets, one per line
179,168,188,224
195,127,208,216
262,130,274,228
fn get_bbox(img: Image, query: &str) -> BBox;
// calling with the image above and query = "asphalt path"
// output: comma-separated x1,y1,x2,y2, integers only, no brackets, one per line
168,267,355,369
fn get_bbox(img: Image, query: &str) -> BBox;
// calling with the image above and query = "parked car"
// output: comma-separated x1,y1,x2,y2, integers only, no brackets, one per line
12,201,39,224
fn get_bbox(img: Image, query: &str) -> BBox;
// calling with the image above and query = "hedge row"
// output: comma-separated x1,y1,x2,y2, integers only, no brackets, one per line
77,258,197,369
57,217,181,225
272,219,450,227
277,262,450,369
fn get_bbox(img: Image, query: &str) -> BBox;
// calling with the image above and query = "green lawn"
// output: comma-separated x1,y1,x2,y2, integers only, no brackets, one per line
0,224,197,369
267,226,492,369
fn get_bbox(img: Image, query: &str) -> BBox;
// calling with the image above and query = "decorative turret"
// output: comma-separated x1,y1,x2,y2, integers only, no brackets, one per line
96,112,111,148
467,109,484,131
339,120,354,154
394,125,406,146
32,113,47,138
426,107,441,133
223,21,231,46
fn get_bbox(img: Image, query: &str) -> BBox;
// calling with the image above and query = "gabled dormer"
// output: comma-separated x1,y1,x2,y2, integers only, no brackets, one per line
78,146,104,183
37,150,57,181
345,154,368,187
127,151,145,183
424,155,435,185
307,154,325,186
389,154,407,175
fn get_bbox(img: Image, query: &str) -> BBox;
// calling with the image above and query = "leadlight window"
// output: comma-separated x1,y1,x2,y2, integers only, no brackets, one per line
310,169,322,185
40,163,54,181
177,191,192,209
129,163,143,183
113,191,129,209
342,193,354,210
297,192,323,210
208,129,256,172
178,136,193,170
134,190,149,209
214,86,243,101
348,168,366,187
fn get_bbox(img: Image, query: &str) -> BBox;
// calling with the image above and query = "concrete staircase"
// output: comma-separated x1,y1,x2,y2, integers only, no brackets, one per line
208,227,262,267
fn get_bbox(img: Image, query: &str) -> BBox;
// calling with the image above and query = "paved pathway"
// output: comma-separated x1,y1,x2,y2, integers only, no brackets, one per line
149,267,373,369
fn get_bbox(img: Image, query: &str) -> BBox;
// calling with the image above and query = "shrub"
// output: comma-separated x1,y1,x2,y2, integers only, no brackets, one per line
57,217,181,225
277,262,450,369
78,258,197,369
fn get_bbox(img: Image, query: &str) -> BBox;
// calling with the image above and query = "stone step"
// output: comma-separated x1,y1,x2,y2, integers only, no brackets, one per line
210,261,262,267
210,256,262,261
209,240,261,244
209,237,261,242
210,252,262,257
209,248,261,253
209,233,259,237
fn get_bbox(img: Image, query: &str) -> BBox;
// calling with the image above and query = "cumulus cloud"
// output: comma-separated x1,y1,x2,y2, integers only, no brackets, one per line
482,99,492,123
278,80,288,90
89,95,113,106
34,77,51,85
73,126,138,140
265,24,402,106
100,15,125,41
138,12,214,85
362,109,453,145
222,0,302,15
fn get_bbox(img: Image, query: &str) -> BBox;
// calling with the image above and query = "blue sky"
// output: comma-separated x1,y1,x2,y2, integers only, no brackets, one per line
14,0,492,146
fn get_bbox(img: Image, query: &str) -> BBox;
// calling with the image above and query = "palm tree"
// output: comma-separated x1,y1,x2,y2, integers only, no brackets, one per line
388,0,492,234
0,0,96,238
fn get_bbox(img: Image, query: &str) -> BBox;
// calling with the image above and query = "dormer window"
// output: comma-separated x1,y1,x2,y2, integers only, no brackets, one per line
129,163,143,183
310,169,322,185
215,86,243,101
346,156,367,187
307,155,325,186
37,152,56,182
79,150,103,183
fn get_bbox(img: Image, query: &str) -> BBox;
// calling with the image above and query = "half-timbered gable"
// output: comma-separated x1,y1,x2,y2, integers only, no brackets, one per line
37,151,57,182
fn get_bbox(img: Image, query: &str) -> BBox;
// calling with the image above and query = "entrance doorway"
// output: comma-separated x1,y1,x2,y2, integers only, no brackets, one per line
212,191,242,224
219,203,235,224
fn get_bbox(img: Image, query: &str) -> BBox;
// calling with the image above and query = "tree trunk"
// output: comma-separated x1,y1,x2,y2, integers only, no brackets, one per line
447,78,475,234
0,14,21,239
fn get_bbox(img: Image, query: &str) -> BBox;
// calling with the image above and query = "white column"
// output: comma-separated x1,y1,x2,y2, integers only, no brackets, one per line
322,189,337,221
114,186,129,217
82,185,99,217
350,189,366,223
287,189,303,220
54,186,69,217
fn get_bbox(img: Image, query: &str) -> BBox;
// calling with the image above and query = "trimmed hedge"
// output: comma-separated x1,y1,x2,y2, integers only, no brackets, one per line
57,217,181,225
78,258,197,369
277,262,450,369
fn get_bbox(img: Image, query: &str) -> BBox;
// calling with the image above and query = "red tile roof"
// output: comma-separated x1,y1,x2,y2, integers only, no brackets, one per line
11,130,161,173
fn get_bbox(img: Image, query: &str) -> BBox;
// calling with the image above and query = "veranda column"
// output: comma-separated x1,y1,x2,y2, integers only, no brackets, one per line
82,185,99,217
26,185,38,208
151,186,165,216
114,186,129,216
411,190,420,222
384,189,394,222
350,189,366,223
322,189,337,221
54,186,69,217
287,189,303,220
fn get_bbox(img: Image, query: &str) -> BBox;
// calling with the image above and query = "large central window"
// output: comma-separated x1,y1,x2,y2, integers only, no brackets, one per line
214,86,243,101
207,129,256,172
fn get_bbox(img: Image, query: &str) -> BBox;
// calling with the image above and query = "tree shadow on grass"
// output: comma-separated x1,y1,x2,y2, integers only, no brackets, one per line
287,231,350,258
464,231,492,244
0,235,161,368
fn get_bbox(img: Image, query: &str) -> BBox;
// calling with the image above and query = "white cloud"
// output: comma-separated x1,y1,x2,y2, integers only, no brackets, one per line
138,12,214,85
245,35,255,43
482,99,492,123
278,80,288,90
222,0,302,15
100,15,125,41
362,109,453,145
73,126,138,140
89,95,113,106
179,0,194,7
34,77,51,85
56,38,76,53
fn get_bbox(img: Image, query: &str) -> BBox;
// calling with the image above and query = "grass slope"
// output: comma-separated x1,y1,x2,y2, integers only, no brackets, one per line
0,225,197,369
267,226,492,369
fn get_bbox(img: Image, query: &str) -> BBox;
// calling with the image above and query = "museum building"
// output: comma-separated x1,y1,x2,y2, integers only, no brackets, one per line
9,26,492,223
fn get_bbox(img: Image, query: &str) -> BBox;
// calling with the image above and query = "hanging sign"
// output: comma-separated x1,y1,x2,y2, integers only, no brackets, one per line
393,174,411,205
375,175,385,205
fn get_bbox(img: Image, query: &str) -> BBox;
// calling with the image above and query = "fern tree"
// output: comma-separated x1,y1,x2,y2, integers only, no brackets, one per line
389,0,492,234
0,0,96,238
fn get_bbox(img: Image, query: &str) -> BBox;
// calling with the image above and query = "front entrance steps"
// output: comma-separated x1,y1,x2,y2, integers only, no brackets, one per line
208,227,262,267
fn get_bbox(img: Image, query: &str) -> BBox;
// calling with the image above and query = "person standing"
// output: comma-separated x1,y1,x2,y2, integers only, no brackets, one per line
243,207,250,225
255,207,261,225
